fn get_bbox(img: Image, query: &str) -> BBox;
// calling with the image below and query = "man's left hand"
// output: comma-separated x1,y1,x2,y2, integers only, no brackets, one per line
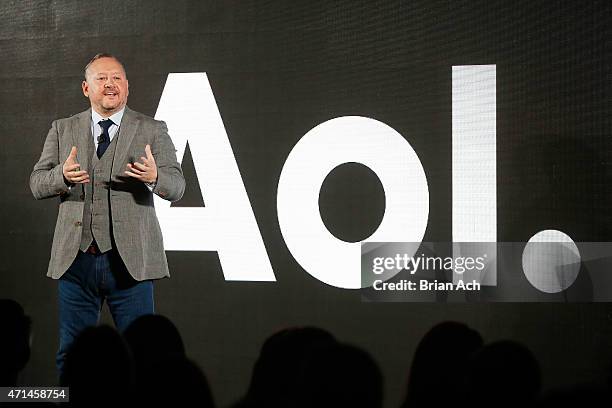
125,144,158,184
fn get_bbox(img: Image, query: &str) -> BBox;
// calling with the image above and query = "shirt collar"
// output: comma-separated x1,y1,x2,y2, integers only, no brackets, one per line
91,107,125,127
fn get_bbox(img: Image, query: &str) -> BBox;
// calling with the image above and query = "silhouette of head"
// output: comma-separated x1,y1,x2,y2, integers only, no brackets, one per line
0,299,31,386
140,356,215,406
403,321,483,407
466,340,541,407
123,314,213,406
297,342,383,408
61,325,133,403
124,314,185,368
243,326,337,407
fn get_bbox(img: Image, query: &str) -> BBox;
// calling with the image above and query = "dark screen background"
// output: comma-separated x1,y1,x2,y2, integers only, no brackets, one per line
1,1,611,406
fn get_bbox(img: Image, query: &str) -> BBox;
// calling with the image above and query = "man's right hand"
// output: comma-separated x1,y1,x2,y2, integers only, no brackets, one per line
62,146,89,185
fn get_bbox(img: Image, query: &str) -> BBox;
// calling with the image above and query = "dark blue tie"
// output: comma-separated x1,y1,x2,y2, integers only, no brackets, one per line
97,119,115,158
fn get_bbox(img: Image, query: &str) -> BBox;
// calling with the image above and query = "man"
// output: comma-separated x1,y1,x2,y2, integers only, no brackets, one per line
30,53,185,377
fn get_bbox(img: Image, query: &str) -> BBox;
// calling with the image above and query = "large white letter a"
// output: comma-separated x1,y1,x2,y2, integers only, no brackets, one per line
154,73,275,282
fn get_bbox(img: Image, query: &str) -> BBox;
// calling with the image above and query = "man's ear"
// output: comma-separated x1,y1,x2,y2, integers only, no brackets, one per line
82,80,89,97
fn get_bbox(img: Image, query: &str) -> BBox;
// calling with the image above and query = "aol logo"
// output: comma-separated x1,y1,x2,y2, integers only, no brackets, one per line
154,66,579,292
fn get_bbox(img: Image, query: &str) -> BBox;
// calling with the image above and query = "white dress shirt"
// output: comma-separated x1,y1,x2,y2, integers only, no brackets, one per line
91,107,124,149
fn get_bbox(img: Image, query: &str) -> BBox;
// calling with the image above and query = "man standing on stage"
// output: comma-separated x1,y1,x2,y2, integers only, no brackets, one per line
30,53,185,377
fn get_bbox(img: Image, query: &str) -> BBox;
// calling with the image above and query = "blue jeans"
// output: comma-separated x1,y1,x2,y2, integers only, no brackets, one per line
56,248,154,378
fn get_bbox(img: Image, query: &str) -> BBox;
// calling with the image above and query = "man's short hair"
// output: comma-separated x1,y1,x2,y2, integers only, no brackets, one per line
83,53,127,80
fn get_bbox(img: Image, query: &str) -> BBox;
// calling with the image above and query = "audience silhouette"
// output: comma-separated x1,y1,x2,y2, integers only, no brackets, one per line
61,324,133,404
0,299,32,387
123,314,186,369
234,326,337,408
1,299,610,407
137,354,215,406
124,314,214,406
465,340,541,408
296,342,383,408
401,321,483,407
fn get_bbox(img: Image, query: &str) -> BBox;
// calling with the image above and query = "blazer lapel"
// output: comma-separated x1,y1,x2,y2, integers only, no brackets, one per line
112,106,140,175
74,108,92,173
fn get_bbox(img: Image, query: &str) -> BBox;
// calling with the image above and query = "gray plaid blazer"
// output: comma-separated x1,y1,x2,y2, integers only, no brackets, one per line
30,107,185,280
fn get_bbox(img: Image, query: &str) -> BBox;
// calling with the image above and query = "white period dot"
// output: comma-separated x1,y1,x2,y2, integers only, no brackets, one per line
522,230,581,293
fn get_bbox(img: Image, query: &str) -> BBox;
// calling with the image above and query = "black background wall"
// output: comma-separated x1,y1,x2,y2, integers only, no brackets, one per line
1,1,611,406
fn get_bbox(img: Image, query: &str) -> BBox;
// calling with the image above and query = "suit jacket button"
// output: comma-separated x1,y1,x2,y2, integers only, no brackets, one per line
74,221,82,227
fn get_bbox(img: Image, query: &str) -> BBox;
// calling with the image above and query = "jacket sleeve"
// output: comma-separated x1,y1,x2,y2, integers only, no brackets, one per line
30,120,70,200
151,120,185,202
